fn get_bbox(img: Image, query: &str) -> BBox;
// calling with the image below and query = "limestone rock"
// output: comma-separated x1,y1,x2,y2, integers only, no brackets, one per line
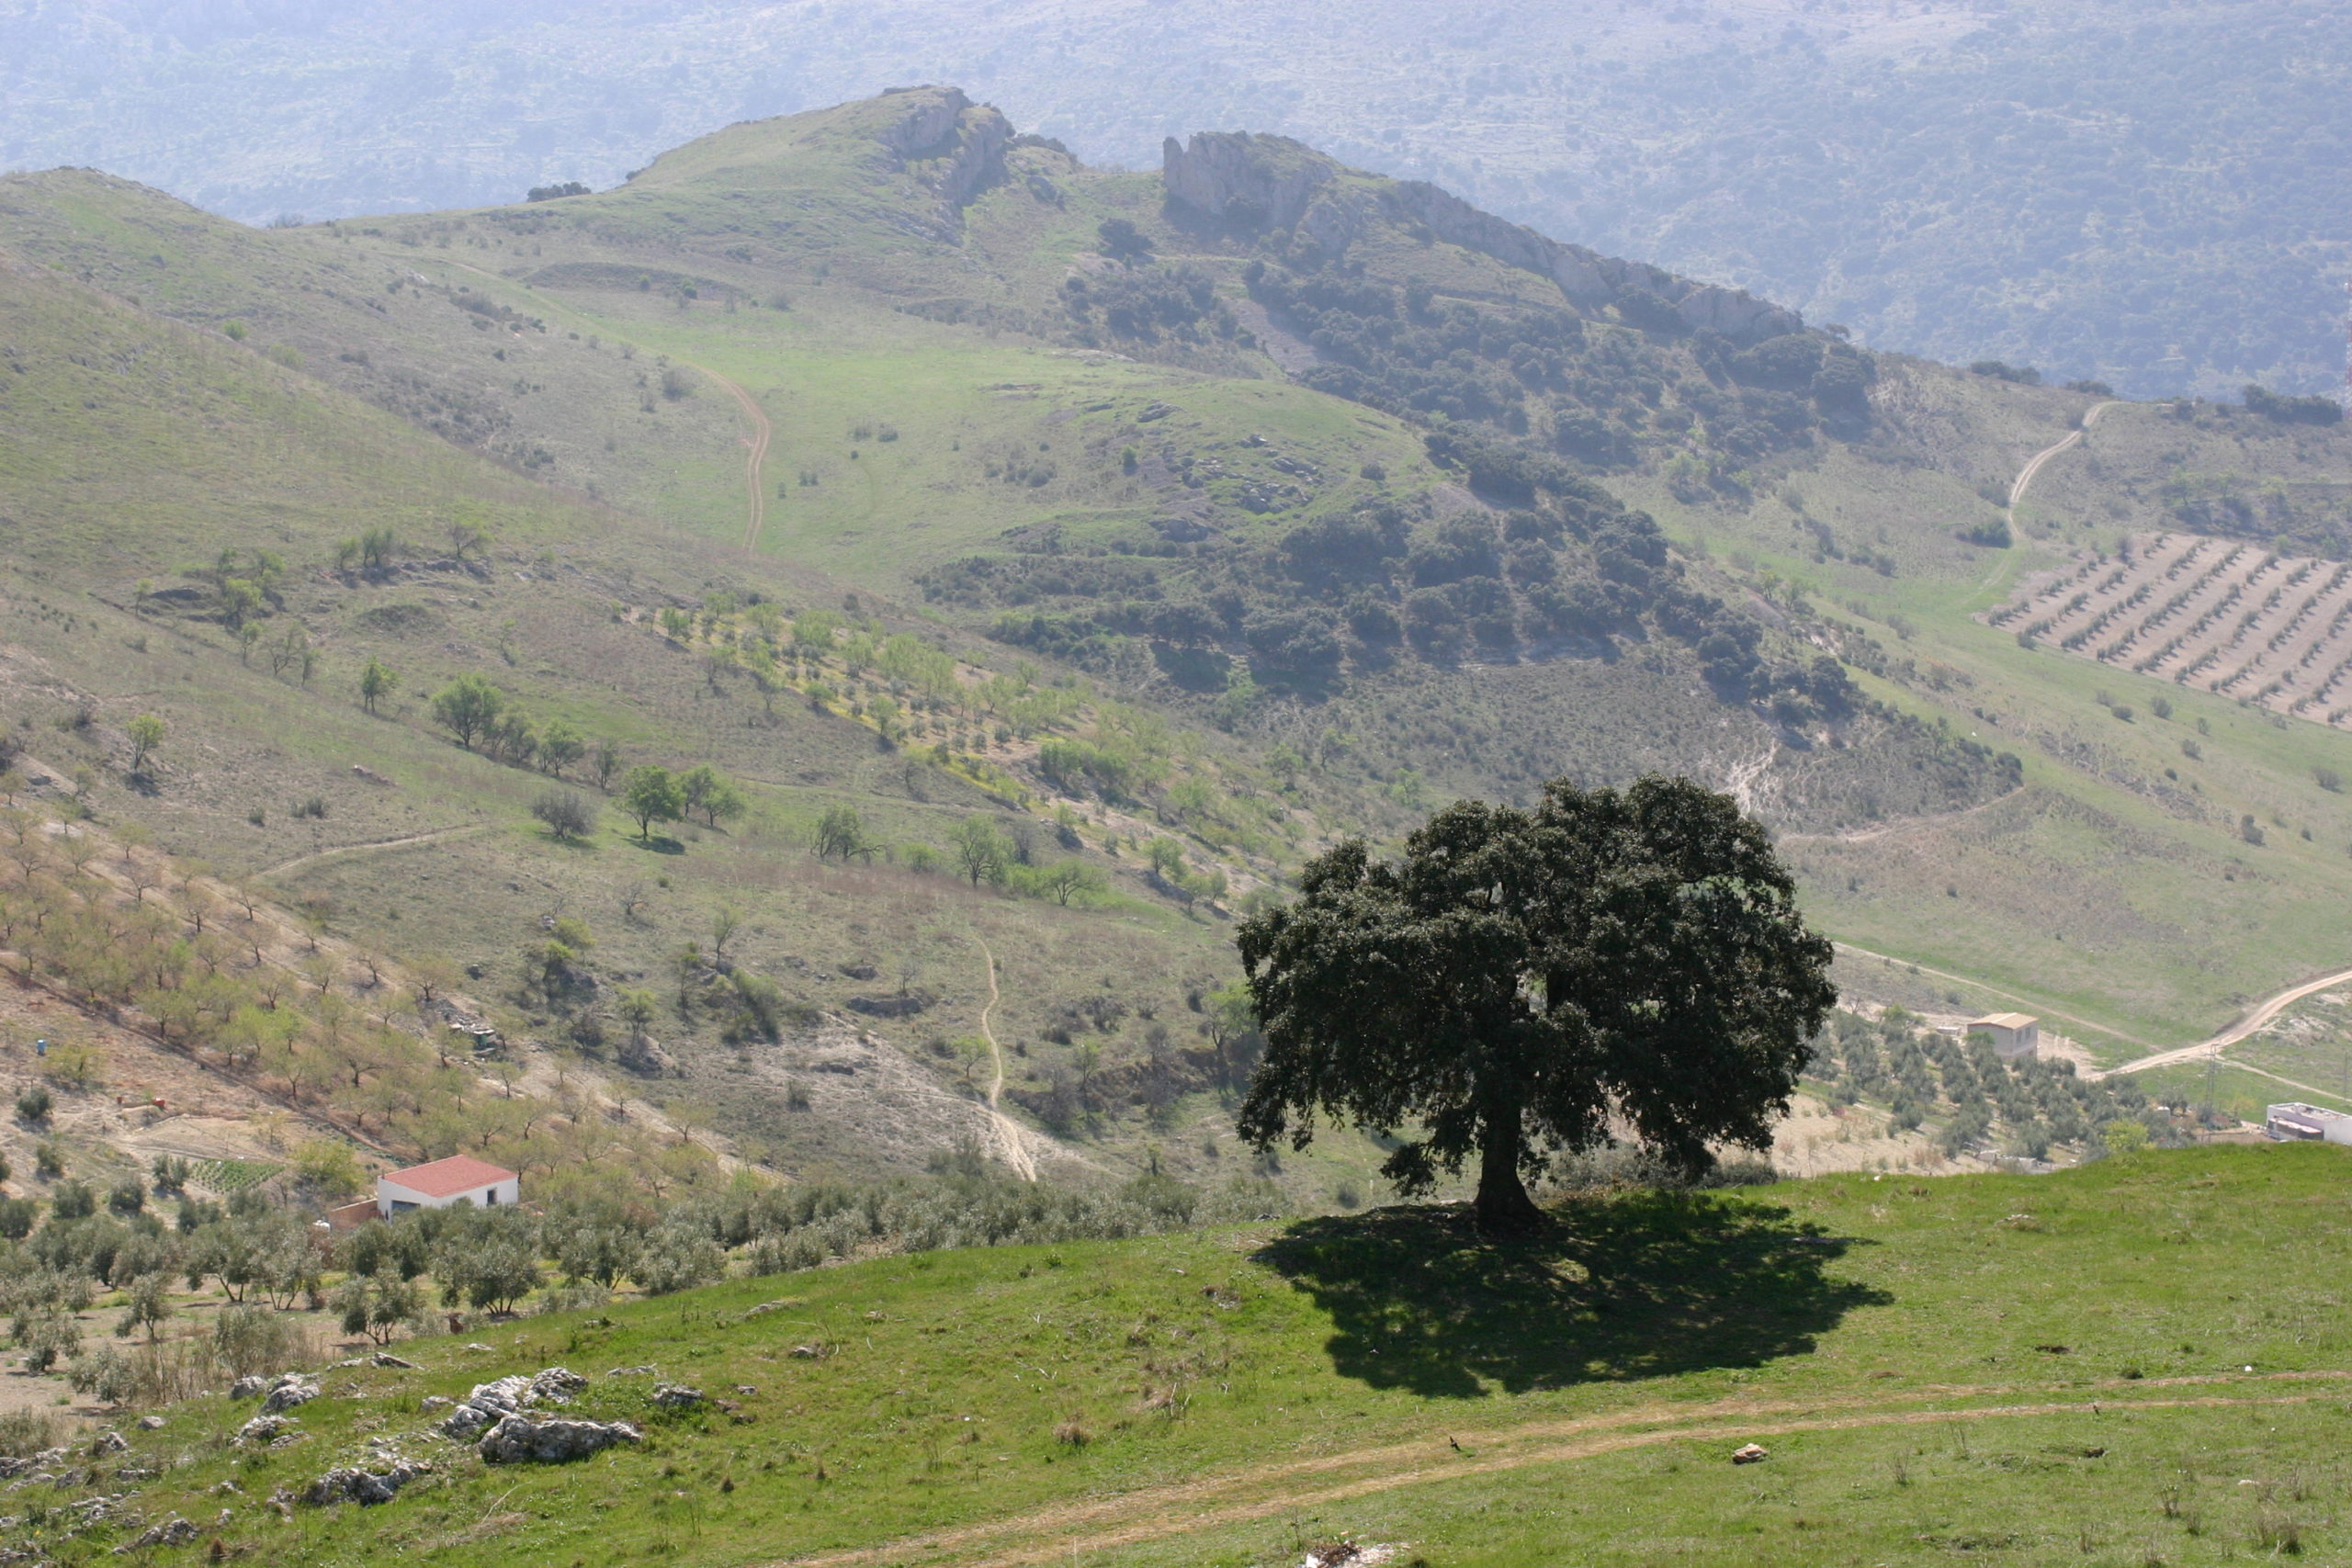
477,1415,640,1464
301,1460,432,1507
649,1382,704,1409
234,1414,295,1447
260,1373,322,1414
115,1515,197,1551
440,1367,588,1438
1731,1443,1770,1464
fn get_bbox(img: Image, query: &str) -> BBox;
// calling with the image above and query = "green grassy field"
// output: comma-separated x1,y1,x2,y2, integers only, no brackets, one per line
40,1145,2351,1566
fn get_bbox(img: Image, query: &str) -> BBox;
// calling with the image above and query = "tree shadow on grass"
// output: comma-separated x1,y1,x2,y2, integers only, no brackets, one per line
1256,1193,1890,1399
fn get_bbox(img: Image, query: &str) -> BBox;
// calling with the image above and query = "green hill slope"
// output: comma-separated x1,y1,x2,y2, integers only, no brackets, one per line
11,85,2352,1061
26,1145,2352,1565
0,241,1427,1197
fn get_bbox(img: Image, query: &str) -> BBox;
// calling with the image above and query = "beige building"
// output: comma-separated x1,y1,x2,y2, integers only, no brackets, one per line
1967,1012,2040,1061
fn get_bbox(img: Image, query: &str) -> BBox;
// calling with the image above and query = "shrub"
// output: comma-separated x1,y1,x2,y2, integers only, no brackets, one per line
0,1408,59,1460
212,1303,305,1380
106,1177,146,1215
15,1085,52,1123
50,1179,96,1220
2318,767,2343,794
634,1226,725,1295
532,789,595,840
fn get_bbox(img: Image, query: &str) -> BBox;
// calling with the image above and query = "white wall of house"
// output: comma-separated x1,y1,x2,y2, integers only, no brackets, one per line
375,1175,521,1217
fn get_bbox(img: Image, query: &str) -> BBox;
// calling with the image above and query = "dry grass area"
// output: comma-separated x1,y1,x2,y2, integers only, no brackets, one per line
1767,1092,1990,1179
1993,531,2352,727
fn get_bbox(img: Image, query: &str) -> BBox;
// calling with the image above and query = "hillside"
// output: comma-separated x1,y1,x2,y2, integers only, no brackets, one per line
8,1145,2352,1564
4,2,2349,398
0,232,1444,1204
6,85,2352,1080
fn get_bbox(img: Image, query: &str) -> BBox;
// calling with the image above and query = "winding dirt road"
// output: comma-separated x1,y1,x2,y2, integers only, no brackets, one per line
2008,400,2119,512
2099,964,2352,1079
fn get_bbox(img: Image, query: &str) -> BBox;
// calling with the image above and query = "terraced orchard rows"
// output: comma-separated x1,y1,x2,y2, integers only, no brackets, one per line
1992,532,2352,728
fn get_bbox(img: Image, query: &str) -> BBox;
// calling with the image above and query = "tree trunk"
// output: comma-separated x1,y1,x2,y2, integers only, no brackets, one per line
1475,1111,1544,1235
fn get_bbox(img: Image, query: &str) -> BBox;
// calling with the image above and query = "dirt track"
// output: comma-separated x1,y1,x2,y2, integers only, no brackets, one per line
969,933,1037,1182
767,1371,2351,1568
705,364,773,551
2100,964,2352,1078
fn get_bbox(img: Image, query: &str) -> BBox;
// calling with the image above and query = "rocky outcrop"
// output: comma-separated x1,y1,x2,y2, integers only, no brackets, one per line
1161,133,1803,346
874,85,1010,217
438,1367,587,1438
233,1414,296,1447
478,1415,641,1464
1163,132,1336,231
258,1373,321,1415
649,1382,705,1409
117,1516,198,1550
301,1460,432,1506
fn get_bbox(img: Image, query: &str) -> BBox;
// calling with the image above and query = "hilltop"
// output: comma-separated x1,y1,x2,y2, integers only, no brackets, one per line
5,2,2348,398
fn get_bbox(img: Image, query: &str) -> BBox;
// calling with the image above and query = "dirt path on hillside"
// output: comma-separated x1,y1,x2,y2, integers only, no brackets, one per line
2008,400,2119,513
969,933,1036,1182
1973,400,2119,594
704,364,773,552
768,1372,2351,1568
1779,784,2026,846
2100,965,2352,1079
254,822,493,881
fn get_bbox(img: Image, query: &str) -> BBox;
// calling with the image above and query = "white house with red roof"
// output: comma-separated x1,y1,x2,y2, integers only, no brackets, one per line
376,1155,520,1218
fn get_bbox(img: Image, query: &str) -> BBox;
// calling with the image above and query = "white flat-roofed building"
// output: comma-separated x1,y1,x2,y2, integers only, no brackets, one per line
1967,1013,2040,1061
2266,1102,2352,1145
376,1155,520,1217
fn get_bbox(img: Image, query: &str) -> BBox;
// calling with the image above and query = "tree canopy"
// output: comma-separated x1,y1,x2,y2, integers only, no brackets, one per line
1236,774,1834,1232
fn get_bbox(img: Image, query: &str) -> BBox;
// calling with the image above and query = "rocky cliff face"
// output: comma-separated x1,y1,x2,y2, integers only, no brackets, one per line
1160,130,1336,231
875,85,1011,219
1163,131,1801,345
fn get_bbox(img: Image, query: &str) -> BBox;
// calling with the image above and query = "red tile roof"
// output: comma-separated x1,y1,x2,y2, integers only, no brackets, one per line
379,1155,517,1198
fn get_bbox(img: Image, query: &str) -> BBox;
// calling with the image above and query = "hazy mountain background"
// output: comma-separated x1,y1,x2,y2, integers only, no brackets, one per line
1,0,2348,400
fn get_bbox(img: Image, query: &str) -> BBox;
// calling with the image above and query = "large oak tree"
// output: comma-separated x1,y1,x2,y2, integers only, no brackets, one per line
1236,774,1835,1232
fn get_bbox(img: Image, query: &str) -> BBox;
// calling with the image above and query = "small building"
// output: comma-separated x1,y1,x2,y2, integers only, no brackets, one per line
1966,1012,2040,1061
376,1155,520,1218
2266,1102,2352,1145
